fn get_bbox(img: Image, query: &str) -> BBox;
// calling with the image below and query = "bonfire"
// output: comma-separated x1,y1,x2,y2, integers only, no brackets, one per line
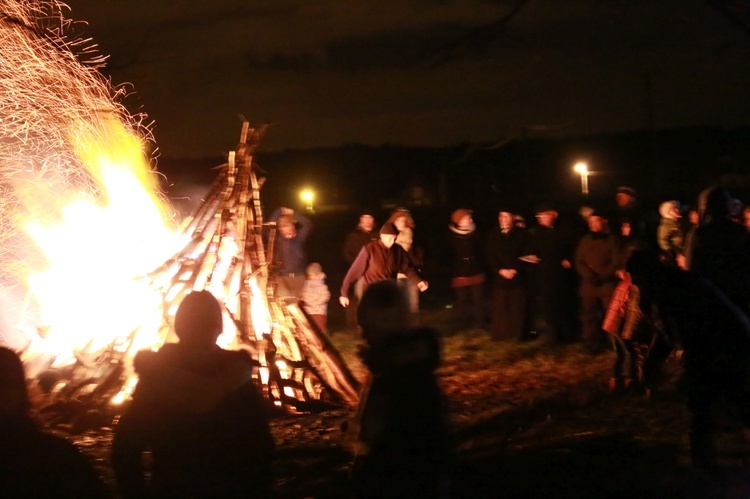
0,0,359,426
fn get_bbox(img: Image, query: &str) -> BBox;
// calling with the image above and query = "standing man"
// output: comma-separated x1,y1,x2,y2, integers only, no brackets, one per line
342,210,379,327
485,208,531,341
574,209,618,351
339,222,428,312
528,204,576,343
268,207,312,301
448,208,486,330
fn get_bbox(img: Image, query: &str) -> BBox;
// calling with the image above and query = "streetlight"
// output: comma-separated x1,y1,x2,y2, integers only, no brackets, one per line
300,189,315,212
573,162,589,195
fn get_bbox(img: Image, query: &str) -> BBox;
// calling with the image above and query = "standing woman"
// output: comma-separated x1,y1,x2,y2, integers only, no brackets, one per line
448,209,486,329
387,208,424,322
485,208,531,341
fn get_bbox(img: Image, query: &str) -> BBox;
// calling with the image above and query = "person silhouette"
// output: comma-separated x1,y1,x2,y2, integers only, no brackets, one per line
0,346,108,498
112,290,274,498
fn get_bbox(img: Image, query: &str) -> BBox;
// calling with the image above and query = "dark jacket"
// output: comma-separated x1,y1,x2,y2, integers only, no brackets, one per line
448,225,484,280
351,327,451,498
341,240,422,297
688,218,750,311
268,210,312,275
1,416,108,498
485,226,531,289
112,345,274,498
575,231,618,296
343,226,379,264
529,224,573,284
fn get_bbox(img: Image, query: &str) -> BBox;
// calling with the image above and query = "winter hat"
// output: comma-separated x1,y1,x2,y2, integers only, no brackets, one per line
174,290,224,345
379,222,399,236
616,186,637,198
277,214,297,228
534,202,558,214
659,200,680,219
451,208,472,226
306,262,325,279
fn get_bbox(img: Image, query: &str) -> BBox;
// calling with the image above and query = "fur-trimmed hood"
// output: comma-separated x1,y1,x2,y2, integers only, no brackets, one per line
131,344,254,415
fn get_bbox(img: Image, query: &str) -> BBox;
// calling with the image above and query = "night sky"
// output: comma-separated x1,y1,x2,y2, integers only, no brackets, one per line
63,0,750,158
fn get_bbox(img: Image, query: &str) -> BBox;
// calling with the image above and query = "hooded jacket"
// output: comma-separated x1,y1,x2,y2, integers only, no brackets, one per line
112,344,274,498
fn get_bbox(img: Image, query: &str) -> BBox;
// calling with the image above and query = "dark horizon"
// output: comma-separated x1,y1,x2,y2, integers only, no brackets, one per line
157,124,750,218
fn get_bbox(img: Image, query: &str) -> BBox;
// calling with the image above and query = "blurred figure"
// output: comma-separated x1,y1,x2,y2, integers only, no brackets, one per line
613,186,647,240
485,208,531,341
268,207,313,300
602,269,653,392
342,210,379,328
729,198,744,224
574,210,618,351
349,280,451,498
0,347,108,498
448,208,486,330
528,204,577,343
112,291,274,498
685,186,750,313
743,206,750,231
387,208,424,319
301,262,331,334
688,208,700,229
627,249,750,468
657,200,686,269
340,222,428,315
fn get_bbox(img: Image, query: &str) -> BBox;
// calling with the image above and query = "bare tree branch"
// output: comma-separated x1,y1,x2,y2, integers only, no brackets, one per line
427,0,532,68
706,0,750,37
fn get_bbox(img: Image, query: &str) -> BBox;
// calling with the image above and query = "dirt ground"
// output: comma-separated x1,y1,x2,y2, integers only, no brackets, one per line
67,309,750,498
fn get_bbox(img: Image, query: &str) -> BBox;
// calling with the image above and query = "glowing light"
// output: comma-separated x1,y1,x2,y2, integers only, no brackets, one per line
573,162,589,195
300,189,314,211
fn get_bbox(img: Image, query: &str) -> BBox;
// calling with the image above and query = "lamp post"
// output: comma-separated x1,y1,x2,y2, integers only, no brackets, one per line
573,162,589,195
300,189,315,212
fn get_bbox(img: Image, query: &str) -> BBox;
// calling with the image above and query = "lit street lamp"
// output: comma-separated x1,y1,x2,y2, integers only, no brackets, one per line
573,162,589,195
300,189,315,212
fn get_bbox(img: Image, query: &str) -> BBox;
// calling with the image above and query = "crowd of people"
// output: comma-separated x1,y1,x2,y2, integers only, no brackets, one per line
268,186,750,471
336,184,750,470
3,184,750,497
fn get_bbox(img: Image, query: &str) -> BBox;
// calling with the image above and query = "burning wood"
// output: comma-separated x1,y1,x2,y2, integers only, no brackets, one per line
0,1,358,426
25,123,360,425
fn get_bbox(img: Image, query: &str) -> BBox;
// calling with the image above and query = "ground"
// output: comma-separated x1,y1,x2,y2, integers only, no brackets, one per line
67,308,750,498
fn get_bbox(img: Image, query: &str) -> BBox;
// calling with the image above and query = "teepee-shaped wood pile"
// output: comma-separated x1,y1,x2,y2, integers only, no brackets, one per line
151,121,360,412
33,122,360,421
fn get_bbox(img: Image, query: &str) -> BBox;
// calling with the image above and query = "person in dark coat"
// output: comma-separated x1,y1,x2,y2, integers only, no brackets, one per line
112,290,274,498
349,280,451,498
485,208,532,341
612,186,650,242
685,186,750,313
0,347,108,498
574,210,619,350
627,249,750,468
268,207,313,300
448,208,486,329
527,204,577,343
339,222,428,311
342,211,379,327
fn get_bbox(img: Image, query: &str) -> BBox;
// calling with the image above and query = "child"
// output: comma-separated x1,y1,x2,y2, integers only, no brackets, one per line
301,262,331,334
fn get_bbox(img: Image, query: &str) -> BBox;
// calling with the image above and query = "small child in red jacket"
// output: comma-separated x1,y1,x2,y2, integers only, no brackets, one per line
602,272,651,391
